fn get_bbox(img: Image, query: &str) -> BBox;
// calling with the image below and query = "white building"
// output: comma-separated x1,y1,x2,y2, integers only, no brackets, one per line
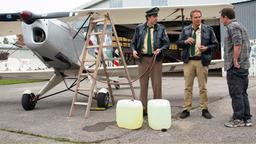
0,44,48,71
75,0,248,9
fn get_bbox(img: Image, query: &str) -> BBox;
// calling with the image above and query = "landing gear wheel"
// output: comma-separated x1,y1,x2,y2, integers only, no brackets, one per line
96,93,109,108
21,93,37,110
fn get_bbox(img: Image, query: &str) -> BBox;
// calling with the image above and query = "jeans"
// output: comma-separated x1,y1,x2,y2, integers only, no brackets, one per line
226,67,252,120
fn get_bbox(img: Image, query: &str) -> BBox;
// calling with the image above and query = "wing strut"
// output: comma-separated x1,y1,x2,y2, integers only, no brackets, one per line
72,12,93,39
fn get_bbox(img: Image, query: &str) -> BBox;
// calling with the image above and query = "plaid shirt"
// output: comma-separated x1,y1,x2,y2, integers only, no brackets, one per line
224,19,251,71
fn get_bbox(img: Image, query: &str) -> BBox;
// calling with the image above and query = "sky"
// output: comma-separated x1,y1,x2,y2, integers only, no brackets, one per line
0,0,91,13
0,0,91,41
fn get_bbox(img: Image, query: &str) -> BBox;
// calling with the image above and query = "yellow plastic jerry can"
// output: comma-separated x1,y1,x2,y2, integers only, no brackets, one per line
148,99,171,130
116,99,143,129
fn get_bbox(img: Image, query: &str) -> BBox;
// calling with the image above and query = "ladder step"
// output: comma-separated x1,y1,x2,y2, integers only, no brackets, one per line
74,102,88,106
92,18,105,23
112,94,133,97
83,59,96,62
83,58,120,62
104,57,121,61
87,45,113,49
90,31,112,35
111,83,131,85
77,88,90,91
80,73,88,76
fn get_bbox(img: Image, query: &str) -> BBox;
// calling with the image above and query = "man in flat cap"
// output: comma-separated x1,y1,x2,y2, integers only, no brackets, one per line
131,7,170,116
145,7,159,16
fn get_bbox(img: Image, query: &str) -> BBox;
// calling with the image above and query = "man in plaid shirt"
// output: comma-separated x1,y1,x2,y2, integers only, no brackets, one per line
220,8,252,128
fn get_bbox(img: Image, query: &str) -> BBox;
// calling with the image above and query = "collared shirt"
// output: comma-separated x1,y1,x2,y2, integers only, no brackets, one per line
224,19,251,71
192,24,202,57
142,26,154,54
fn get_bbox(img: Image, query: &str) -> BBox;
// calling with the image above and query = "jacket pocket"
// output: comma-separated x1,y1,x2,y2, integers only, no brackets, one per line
201,54,212,66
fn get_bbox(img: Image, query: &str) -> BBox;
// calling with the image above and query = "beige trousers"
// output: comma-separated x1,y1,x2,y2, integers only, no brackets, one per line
183,60,208,111
139,57,162,110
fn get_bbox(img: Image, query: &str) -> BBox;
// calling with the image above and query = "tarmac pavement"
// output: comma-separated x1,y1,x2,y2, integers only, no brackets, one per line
0,76,256,144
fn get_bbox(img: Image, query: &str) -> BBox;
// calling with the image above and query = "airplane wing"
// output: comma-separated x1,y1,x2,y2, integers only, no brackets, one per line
0,3,232,36
0,69,54,80
73,3,233,25
0,59,224,79
88,59,224,78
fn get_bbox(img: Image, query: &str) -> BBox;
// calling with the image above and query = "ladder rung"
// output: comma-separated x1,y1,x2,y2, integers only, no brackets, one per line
74,102,88,106
111,83,130,85
112,94,133,97
87,45,113,49
80,73,88,76
108,65,125,69
92,18,105,23
84,58,120,62
77,88,90,91
90,32,112,35
104,57,121,61
83,59,96,62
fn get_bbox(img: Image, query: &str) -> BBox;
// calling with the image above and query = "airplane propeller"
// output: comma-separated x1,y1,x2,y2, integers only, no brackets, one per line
0,11,77,24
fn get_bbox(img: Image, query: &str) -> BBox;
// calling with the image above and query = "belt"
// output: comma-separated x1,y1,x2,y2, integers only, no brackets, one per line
189,56,201,60
142,54,154,57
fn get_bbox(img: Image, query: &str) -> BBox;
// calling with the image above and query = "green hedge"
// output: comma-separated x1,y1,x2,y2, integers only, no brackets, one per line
0,80,44,85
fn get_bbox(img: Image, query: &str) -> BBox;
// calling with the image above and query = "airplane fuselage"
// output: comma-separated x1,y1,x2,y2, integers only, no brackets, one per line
22,19,85,71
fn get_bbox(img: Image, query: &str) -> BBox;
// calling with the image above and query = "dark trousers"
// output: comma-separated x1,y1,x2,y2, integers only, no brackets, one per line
226,67,252,120
139,57,162,110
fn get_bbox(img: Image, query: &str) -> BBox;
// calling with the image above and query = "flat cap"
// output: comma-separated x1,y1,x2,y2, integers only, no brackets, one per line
145,7,159,16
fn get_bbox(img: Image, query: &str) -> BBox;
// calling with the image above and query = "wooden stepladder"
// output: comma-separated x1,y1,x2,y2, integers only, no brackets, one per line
69,13,136,118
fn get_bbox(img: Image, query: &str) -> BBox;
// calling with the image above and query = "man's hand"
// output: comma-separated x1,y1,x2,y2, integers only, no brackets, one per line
133,50,140,59
198,45,208,52
185,37,195,45
233,45,241,69
153,49,161,55
233,59,241,69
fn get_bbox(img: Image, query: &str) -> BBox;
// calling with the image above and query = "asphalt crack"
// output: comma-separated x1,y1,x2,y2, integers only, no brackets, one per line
0,128,89,144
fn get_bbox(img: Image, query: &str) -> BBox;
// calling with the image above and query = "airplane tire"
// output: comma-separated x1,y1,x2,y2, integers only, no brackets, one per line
97,93,109,108
21,93,36,110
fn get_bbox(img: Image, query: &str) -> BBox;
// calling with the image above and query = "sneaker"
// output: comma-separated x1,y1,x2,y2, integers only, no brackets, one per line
244,119,252,127
202,109,213,119
224,119,245,128
180,110,190,119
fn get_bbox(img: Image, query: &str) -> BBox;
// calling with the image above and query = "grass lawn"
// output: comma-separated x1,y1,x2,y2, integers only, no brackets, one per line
0,79,45,85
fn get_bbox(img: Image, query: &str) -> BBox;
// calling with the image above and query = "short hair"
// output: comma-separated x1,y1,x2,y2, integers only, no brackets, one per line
190,9,202,18
220,8,235,19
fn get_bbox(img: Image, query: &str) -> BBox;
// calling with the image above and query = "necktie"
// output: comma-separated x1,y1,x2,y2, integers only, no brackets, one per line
190,29,198,57
147,27,153,55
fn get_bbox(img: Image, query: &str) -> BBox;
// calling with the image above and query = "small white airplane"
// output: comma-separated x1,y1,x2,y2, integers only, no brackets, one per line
0,4,230,111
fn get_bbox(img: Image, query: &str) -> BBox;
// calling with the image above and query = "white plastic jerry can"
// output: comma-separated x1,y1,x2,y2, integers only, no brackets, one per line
147,99,171,130
116,99,143,129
